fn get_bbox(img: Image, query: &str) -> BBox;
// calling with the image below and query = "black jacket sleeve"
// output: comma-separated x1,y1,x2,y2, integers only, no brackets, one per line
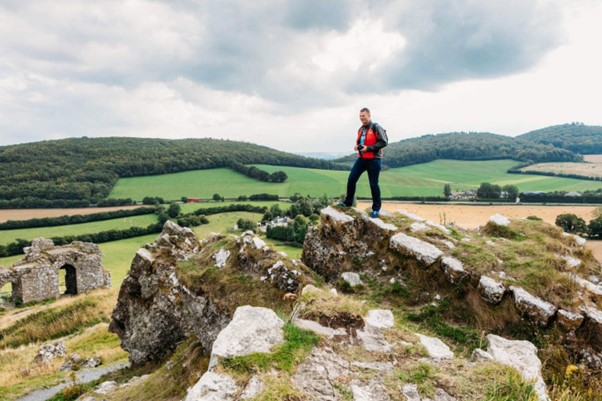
367,124,388,153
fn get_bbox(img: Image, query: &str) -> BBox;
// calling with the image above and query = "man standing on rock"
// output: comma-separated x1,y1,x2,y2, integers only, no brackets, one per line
338,107,388,218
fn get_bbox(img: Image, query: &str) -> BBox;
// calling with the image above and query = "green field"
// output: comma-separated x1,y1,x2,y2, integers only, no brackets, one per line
108,159,602,200
0,214,159,246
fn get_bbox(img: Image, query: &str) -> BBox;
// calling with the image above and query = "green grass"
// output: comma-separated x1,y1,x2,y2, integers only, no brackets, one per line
0,214,159,246
107,160,602,201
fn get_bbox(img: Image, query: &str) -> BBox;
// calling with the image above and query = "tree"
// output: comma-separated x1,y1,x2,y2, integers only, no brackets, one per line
293,215,309,244
588,216,602,238
555,213,587,235
237,195,248,201
443,183,452,198
236,218,256,232
270,171,288,183
213,193,222,202
502,185,519,200
181,196,188,203
269,204,283,219
477,182,501,199
167,202,181,218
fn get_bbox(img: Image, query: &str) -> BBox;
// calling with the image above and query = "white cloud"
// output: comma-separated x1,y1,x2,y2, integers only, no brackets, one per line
0,0,600,154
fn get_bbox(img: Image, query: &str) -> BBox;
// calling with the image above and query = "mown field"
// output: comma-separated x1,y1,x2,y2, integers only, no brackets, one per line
519,154,602,179
108,159,602,200
0,214,159,246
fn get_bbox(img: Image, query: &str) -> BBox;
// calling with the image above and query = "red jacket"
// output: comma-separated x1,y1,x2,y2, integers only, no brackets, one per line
356,122,388,159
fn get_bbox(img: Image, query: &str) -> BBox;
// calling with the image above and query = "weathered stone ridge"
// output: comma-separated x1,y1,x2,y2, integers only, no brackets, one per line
302,206,602,371
0,238,110,304
110,221,311,365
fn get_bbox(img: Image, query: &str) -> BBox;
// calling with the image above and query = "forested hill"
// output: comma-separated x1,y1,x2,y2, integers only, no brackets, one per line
0,137,338,205
517,123,602,154
335,131,581,168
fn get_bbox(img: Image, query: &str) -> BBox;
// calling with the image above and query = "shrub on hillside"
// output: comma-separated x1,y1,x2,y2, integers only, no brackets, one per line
555,213,588,235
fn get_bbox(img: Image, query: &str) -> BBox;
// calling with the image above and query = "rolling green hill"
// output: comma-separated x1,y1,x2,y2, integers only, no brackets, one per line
335,131,581,167
0,137,338,206
2,124,599,207
108,159,602,200
517,123,602,154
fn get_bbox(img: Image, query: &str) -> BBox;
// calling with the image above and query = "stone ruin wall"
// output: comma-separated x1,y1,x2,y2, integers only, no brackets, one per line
0,238,110,304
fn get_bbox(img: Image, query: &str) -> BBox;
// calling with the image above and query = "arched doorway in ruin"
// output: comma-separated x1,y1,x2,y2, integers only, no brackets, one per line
59,264,78,295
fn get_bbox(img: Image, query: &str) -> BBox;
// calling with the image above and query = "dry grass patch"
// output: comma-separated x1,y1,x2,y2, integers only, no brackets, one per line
297,288,368,329
453,219,601,309
106,337,208,401
0,323,127,401
0,288,116,349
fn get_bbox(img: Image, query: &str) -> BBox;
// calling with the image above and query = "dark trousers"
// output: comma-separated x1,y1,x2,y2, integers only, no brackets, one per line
343,158,382,211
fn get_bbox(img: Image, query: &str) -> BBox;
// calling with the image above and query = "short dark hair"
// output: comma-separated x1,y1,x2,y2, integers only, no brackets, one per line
360,107,370,114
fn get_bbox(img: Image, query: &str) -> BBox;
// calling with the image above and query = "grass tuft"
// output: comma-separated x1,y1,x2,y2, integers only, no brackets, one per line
221,323,319,375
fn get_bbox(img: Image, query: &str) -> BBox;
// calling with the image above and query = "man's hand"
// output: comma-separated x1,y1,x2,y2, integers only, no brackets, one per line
355,145,366,151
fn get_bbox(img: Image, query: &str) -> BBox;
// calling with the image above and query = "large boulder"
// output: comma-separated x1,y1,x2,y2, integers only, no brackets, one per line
389,233,443,266
481,334,549,401
209,305,285,369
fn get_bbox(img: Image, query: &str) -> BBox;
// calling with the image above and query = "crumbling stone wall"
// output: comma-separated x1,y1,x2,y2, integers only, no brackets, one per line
0,238,110,304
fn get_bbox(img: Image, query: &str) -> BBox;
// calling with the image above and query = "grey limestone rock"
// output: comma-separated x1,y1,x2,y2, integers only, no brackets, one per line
390,233,443,266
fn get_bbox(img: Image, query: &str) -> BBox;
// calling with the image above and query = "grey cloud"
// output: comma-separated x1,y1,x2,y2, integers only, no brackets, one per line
286,0,355,31
0,0,567,146
358,0,563,91
1,0,563,96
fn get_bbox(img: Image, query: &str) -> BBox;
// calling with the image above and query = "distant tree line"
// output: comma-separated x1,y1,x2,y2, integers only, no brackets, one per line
335,132,582,168
0,223,167,257
190,203,268,217
0,207,157,230
228,161,288,183
0,137,341,207
518,123,602,154
508,167,602,182
519,189,602,204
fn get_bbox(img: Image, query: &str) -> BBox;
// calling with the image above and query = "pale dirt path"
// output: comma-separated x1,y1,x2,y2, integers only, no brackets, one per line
358,201,602,262
0,205,141,223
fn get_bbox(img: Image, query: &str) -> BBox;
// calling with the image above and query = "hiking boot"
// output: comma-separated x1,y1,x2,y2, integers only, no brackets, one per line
370,210,380,218
336,202,349,207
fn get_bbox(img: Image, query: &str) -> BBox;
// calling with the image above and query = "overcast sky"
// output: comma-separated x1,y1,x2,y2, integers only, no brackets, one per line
1,0,601,153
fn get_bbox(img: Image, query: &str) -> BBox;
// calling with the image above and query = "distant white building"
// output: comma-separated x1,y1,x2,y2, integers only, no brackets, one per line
450,191,476,200
257,216,292,233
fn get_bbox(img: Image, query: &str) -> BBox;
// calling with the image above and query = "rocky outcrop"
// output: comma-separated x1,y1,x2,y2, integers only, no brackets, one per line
111,207,602,400
302,206,602,373
34,341,66,365
110,221,311,365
